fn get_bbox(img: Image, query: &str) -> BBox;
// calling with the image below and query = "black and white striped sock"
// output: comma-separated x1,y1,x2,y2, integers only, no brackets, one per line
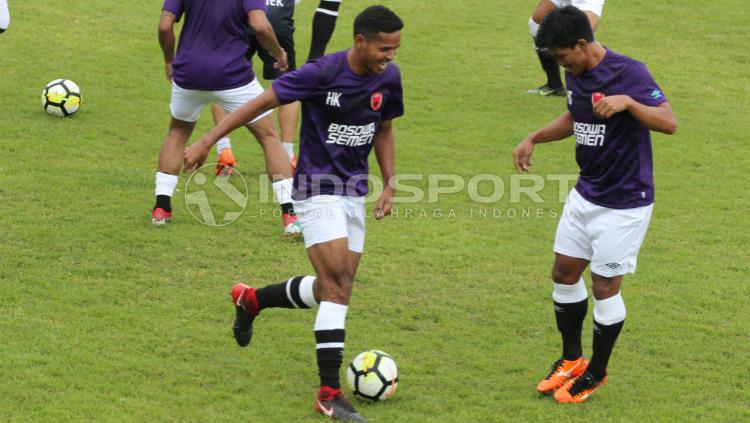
308,0,342,60
255,276,318,311
314,301,347,389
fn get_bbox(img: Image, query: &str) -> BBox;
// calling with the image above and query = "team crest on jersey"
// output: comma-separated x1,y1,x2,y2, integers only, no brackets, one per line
370,92,383,111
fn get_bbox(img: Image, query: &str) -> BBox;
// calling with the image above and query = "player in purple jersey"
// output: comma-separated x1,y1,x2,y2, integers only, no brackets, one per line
527,0,604,96
512,6,676,403
211,0,302,180
0,0,9,33
154,0,301,236
184,6,403,421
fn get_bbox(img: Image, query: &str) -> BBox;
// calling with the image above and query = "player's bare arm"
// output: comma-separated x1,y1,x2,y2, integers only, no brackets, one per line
513,111,574,173
248,10,289,71
158,10,177,81
593,96,677,134
373,119,395,220
183,88,282,172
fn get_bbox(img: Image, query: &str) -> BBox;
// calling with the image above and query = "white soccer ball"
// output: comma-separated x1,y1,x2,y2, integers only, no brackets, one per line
42,79,81,117
346,350,399,402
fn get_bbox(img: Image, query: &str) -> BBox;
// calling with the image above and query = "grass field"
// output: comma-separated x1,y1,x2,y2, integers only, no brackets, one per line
1,0,749,421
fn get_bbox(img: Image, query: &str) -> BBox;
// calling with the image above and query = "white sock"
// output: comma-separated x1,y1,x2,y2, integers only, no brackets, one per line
593,292,627,325
272,178,294,204
155,172,178,197
299,276,318,308
552,277,588,303
314,301,348,334
282,142,295,160
528,17,540,38
216,137,231,155
0,0,9,31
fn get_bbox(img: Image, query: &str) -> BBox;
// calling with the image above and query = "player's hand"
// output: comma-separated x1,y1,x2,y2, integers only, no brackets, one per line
593,94,632,119
183,138,212,173
512,137,535,173
272,48,289,72
374,188,394,220
165,62,174,82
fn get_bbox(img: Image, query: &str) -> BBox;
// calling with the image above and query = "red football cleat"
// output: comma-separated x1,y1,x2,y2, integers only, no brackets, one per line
151,207,172,225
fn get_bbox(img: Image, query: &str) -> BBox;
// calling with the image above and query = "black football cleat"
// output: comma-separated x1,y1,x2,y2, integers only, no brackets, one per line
314,394,368,422
231,284,256,347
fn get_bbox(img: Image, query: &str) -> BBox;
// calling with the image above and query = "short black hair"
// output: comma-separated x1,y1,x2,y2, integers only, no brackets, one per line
353,5,403,40
535,5,594,51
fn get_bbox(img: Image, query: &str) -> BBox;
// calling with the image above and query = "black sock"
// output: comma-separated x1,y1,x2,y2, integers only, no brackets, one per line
154,195,171,212
281,202,295,216
588,319,625,380
316,329,345,389
255,276,314,310
536,45,563,89
554,299,587,360
308,1,340,61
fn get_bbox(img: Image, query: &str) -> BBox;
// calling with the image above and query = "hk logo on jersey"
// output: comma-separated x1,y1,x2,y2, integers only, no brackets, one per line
371,92,383,111
326,91,342,107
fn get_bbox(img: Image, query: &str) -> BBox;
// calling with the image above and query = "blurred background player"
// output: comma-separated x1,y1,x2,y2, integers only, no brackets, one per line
527,0,604,96
211,0,302,176
0,0,10,33
308,0,342,60
513,6,676,403
183,6,404,421
154,0,301,236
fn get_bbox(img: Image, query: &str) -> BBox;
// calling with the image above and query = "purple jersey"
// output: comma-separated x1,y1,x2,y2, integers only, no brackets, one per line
162,0,267,91
272,50,404,199
566,49,667,209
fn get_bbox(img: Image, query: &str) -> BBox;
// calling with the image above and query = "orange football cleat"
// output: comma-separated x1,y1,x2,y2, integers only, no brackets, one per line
554,371,608,403
216,149,237,176
536,357,588,394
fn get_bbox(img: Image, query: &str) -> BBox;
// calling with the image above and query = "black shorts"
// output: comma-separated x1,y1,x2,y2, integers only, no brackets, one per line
247,30,296,80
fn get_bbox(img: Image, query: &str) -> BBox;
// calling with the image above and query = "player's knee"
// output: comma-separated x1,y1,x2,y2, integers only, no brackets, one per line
528,17,540,38
591,283,615,300
321,272,353,303
590,274,621,299
249,119,279,146
551,266,580,285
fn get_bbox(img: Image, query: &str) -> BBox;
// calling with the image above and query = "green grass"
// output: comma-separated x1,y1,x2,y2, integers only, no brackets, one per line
1,0,749,421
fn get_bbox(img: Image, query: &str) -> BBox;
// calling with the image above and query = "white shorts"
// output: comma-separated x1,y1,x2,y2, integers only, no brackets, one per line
551,0,605,17
293,195,366,253
553,189,653,277
169,79,272,123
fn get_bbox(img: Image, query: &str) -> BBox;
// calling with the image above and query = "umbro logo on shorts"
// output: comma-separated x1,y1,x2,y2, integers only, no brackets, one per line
605,262,621,269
